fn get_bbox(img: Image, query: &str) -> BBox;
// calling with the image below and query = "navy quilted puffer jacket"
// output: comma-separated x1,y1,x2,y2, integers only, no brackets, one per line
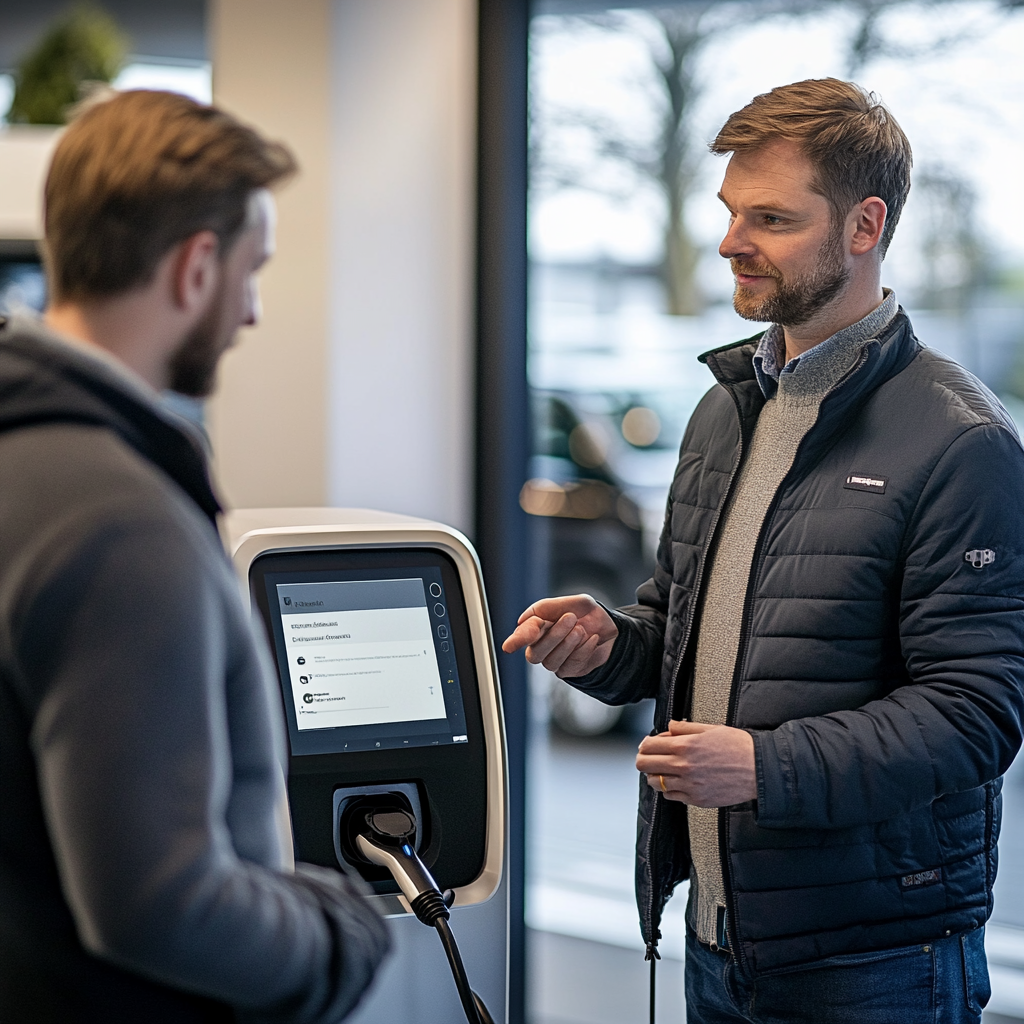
573,311,1024,974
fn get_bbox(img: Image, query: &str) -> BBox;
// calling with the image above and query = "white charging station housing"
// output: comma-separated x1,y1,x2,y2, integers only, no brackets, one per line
223,508,509,1022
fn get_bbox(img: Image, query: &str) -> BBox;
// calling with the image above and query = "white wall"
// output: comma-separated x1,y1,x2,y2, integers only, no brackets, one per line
208,0,333,508
209,0,477,532
0,127,60,240
327,0,477,533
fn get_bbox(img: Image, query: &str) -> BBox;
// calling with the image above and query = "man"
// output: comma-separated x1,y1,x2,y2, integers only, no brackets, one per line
0,91,389,1021
505,78,1024,1022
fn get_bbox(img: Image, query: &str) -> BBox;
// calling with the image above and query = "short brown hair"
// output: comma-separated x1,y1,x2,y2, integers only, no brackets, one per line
711,78,912,257
44,90,297,303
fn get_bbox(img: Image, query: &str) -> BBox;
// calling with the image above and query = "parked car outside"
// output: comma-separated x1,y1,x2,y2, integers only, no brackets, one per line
524,389,667,735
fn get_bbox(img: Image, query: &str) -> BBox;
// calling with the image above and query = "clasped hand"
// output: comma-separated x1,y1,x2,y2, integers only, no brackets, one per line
636,720,757,808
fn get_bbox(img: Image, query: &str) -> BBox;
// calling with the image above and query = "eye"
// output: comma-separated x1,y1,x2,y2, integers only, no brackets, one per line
763,214,784,226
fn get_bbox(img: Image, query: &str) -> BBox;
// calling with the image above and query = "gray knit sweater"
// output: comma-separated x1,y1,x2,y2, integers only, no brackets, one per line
687,292,899,945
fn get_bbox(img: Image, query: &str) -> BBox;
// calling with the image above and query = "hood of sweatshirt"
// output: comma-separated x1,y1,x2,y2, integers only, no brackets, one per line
0,315,222,526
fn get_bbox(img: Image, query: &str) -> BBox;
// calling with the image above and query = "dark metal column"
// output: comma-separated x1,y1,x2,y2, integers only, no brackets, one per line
475,1,530,1020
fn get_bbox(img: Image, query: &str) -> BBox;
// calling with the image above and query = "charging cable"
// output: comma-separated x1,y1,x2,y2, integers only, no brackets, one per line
355,809,496,1024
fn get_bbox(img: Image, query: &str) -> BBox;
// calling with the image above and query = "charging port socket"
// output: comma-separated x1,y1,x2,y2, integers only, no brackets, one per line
333,783,424,890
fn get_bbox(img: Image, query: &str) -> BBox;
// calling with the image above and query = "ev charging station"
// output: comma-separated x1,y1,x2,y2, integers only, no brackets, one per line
224,508,509,1023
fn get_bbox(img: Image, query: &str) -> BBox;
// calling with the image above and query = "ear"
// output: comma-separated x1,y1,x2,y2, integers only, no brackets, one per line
849,197,887,256
171,230,220,312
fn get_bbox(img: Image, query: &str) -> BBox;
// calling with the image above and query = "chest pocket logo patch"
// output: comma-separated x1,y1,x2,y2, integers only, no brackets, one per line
844,473,887,494
901,869,941,889
965,549,996,569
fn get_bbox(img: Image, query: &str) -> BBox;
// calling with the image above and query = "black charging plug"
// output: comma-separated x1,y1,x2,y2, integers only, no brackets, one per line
355,808,448,926
355,807,494,1024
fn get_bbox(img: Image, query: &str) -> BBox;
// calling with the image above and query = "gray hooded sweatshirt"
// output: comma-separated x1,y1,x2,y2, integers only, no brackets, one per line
0,316,389,1022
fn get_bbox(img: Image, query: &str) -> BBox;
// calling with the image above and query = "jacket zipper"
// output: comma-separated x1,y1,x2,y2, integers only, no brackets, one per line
984,781,995,916
718,350,870,970
643,378,754,952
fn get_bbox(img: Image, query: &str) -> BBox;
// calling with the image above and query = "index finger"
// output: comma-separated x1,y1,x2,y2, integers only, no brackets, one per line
668,719,713,736
638,733,692,756
516,595,595,626
502,616,553,654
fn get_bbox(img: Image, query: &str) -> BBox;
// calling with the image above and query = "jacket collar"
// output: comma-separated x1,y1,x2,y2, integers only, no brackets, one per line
752,291,900,400
699,311,919,464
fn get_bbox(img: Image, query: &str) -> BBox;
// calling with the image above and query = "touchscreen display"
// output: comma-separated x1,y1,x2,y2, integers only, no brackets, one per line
261,564,471,755
278,578,448,731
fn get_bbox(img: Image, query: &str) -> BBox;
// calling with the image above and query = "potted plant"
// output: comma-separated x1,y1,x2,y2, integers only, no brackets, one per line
7,4,128,126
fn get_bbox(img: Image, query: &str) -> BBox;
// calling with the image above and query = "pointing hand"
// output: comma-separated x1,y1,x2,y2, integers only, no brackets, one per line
501,594,618,679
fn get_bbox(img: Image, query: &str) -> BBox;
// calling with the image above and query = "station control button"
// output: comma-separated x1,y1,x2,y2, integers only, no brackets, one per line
437,624,449,639
440,641,450,652
434,603,445,617
429,583,442,597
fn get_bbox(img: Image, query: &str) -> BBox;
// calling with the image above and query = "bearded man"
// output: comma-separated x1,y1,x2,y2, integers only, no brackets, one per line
504,79,1024,1022
0,91,389,1021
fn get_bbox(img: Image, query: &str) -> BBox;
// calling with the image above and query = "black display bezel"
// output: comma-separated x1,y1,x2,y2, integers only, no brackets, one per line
249,546,489,890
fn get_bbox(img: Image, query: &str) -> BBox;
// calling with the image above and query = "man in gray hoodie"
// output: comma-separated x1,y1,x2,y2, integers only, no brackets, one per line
0,90,389,1022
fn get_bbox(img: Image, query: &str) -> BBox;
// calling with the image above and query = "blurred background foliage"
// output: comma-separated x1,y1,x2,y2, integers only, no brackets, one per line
8,3,128,125
530,0,1020,321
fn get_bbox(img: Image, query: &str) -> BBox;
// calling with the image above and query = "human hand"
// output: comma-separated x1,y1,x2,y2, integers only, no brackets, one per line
636,719,757,807
501,594,618,679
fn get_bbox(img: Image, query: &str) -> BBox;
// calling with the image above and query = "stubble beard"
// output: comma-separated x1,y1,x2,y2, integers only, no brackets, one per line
167,281,231,398
731,224,850,327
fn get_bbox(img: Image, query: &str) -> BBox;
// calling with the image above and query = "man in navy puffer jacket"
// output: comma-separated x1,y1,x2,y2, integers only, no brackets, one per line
505,79,1024,1022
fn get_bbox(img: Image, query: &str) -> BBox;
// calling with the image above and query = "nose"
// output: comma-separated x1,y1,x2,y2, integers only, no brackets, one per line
719,216,755,261
244,277,262,327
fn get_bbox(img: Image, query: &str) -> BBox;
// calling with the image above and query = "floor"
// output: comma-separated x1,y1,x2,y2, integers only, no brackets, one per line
529,929,683,1024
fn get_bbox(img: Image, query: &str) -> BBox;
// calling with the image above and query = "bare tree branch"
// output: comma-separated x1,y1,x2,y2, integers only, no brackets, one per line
531,0,1019,316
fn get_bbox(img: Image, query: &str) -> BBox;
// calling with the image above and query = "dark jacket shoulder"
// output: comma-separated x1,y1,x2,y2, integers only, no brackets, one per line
891,343,1020,436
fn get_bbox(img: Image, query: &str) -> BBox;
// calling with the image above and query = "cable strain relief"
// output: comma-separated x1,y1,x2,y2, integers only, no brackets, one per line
411,888,450,925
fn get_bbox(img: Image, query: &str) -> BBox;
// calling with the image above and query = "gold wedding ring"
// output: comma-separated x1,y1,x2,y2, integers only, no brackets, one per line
658,774,667,793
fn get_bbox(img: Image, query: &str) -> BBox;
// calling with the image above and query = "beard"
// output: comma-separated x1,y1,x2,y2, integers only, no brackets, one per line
167,281,231,398
731,224,850,327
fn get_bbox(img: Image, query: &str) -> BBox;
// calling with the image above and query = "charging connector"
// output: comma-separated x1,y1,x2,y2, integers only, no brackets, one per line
355,808,495,1024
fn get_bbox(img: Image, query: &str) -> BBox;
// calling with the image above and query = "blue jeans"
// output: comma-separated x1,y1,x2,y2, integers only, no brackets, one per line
685,925,990,1023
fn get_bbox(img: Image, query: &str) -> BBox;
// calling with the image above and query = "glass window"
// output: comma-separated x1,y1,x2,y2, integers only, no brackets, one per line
526,4,1024,1020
